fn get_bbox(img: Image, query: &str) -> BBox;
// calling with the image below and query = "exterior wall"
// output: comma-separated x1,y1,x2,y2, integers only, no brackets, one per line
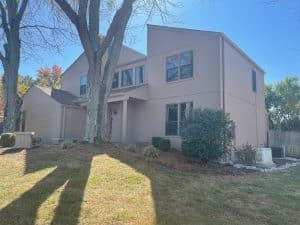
61,47,146,97
63,106,86,139
223,39,267,147
128,25,222,148
21,86,62,141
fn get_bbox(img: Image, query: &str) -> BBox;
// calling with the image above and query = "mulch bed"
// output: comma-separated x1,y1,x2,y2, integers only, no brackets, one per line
105,145,254,176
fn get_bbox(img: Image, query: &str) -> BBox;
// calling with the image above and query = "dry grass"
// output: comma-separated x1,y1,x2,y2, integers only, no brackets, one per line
0,144,299,225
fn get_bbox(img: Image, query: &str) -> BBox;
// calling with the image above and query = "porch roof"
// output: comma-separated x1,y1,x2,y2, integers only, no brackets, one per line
108,84,149,103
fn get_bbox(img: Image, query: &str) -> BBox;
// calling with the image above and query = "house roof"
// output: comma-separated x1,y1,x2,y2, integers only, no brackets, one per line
34,85,79,106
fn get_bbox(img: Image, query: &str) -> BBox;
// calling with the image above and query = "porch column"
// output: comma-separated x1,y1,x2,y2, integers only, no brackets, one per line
121,99,128,143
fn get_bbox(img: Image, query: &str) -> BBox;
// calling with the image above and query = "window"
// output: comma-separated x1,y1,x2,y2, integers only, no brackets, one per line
80,75,87,96
121,68,133,87
166,55,179,82
135,65,144,85
166,102,193,136
180,51,193,79
166,51,193,82
252,70,257,92
112,72,119,89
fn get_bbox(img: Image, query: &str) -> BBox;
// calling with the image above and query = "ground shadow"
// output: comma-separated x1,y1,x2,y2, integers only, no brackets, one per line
0,145,100,225
0,144,247,225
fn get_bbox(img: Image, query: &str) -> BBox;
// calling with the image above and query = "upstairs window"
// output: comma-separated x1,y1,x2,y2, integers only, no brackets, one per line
135,65,144,85
166,51,193,82
180,51,193,79
166,102,193,136
166,55,179,82
112,72,119,89
80,75,87,96
121,68,133,87
252,70,257,92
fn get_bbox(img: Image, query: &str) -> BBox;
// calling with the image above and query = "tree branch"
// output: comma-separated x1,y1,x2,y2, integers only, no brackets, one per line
16,0,28,23
54,0,79,26
88,0,100,50
0,1,9,37
0,50,5,63
97,0,136,60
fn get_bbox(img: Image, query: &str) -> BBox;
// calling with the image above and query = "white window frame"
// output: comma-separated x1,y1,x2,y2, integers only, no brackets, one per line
166,50,193,82
165,102,193,136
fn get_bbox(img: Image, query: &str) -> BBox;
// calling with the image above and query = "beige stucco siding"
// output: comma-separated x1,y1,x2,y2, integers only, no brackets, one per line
147,25,221,108
63,106,86,139
223,40,267,147
21,86,62,141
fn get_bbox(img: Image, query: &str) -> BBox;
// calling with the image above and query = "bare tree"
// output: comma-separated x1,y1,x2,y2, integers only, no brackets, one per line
53,0,178,143
0,0,29,132
0,0,75,132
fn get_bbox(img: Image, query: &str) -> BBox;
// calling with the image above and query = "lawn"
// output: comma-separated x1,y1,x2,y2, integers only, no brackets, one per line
0,144,299,225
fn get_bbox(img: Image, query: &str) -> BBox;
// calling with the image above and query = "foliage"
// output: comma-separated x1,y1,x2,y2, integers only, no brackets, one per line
32,136,42,147
265,77,300,131
158,139,171,152
0,133,16,147
125,144,138,152
152,137,162,148
18,75,34,96
35,65,62,89
0,75,34,119
181,108,234,162
152,137,171,151
60,140,74,150
143,145,159,158
241,144,256,165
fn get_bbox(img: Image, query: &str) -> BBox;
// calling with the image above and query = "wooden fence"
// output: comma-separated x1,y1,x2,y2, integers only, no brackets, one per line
269,130,300,158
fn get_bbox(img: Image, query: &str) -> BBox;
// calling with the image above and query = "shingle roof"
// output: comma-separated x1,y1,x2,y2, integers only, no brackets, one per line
34,85,78,106
51,89,78,105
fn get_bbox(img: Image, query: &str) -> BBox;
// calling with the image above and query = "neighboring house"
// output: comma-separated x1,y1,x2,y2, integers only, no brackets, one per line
21,25,268,148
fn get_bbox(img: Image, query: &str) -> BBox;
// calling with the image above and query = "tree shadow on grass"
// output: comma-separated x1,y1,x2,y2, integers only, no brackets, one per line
0,145,101,225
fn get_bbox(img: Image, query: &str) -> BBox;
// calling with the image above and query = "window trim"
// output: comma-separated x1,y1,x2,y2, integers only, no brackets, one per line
166,50,193,82
121,68,134,87
80,74,87,96
165,102,193,136
166,54,179,82
112,72,119,89
135,65,145,85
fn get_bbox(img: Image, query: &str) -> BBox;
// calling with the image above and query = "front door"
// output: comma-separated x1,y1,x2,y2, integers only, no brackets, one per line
109,102,122,143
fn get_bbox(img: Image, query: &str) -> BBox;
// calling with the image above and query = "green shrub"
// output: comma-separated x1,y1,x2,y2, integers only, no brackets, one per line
158,139,171,152
242,144,256,165
0,133,16,147
143,145,159,158
125,144,138,152
181,108,233,162
61,140,74,150
152,137,162,148
32,136,42,147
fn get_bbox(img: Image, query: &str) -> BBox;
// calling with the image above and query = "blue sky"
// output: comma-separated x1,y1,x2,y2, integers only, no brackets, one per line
7,0,300,84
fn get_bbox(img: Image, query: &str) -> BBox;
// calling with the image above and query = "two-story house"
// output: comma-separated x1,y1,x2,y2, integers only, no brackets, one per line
21,25,268,148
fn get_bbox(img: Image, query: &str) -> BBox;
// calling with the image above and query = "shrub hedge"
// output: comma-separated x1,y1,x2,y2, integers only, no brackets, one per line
152,137,162,148
181,108,233,162
159,139,171,152
0,133,16,147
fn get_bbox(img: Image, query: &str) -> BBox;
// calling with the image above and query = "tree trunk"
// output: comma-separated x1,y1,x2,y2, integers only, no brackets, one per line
3,66,20,132
3,36,21,132
84,56,102,143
